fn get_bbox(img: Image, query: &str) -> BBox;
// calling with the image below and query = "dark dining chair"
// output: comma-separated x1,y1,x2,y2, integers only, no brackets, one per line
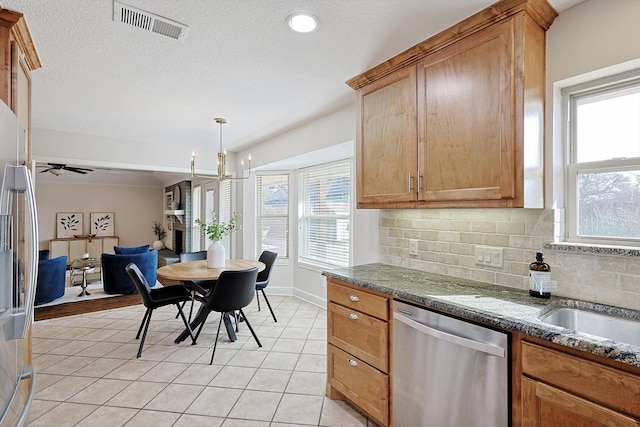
177,250,217,320
125,262,196,358
256,250,278,322
193,267,261,364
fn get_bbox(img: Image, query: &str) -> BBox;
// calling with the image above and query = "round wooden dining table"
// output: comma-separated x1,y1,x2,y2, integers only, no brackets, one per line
156,259,265,284
158,259,265,345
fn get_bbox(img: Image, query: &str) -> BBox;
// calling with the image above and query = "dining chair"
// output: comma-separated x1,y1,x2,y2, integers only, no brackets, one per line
193,267,261,364
125,262,196,358
176,250,217,320
256,250,278,322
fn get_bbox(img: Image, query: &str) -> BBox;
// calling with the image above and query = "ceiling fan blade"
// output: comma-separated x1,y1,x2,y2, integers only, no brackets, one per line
39,168,53,173
65,166,93,174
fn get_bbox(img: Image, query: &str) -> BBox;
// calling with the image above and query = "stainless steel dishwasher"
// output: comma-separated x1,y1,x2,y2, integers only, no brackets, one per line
393,300,509,427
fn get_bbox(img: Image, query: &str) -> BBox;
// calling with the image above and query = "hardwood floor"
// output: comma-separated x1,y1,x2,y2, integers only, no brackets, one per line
34,293,141,321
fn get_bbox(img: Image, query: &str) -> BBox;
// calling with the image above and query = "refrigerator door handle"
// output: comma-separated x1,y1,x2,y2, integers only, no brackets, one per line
0,365,35,427
19,166,38,340
7,165,38,340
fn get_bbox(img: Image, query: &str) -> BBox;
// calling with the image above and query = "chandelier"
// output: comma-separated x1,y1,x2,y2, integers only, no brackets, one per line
190,117,252,181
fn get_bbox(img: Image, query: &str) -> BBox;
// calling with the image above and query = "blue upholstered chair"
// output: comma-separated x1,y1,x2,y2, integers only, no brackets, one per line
35,251,67,305
102,246,158,295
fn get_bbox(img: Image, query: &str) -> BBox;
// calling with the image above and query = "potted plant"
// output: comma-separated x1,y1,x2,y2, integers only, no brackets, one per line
195,212,240,268
152,221,167,250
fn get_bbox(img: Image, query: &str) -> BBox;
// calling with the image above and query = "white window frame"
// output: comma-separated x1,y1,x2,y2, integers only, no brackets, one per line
256,172,290,259
563,70,640,246
298,159,351,269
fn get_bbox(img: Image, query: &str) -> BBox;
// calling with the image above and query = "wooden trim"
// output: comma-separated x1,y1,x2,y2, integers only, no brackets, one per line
34,293,141,321
346,0,556,90
0,9,41,70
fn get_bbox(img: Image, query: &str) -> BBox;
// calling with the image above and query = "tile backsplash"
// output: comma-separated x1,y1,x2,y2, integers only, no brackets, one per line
379,208,640,310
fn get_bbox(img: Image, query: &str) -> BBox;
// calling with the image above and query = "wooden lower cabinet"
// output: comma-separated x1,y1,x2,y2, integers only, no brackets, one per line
327,279,391,426
328,345,389,425
519,340,640,427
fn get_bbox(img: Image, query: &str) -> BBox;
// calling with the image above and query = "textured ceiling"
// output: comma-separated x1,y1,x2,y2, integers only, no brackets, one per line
4,0,583,177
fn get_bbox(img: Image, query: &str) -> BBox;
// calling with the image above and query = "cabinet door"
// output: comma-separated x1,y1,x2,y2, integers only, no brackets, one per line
101,237,119,254
417,19,515,203
328,302,388,372
49,240,69,261
522,377,639,427
86,239,102,259
68,239,87,261
328,344,389,427
357,66,417,206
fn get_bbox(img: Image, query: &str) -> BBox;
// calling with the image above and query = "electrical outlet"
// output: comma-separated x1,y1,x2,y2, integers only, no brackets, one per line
474,245,504,268
409,239,419,256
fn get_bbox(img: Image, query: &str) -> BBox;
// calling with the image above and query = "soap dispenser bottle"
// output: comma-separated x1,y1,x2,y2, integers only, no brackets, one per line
529,252,551,298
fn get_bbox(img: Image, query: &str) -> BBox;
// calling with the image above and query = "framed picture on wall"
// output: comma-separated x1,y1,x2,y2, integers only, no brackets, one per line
90,212,115,236
56,212,83,238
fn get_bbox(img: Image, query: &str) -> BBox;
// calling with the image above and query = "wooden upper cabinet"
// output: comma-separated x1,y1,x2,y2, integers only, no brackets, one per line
348,0,557,208
357,66,417,205
0,8,42,165
418,19,515,204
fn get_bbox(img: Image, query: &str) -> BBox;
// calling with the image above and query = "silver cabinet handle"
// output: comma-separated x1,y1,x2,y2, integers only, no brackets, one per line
348,359,359,367
417,171,423,193
349,295,359,302
349,313,359,320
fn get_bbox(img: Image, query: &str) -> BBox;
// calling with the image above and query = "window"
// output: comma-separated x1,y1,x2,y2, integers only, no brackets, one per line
256,173,289,258
298,161,351,267
219,180,232,257
565,72,640,245
191,185,201,251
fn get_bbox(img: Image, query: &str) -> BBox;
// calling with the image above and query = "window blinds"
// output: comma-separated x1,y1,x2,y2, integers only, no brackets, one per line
219,180,232,257
298,161,351,267
256,173,290,258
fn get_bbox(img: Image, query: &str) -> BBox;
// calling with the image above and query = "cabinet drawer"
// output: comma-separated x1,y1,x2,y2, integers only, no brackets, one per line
328,302,388,372
521,342,640,417
328,281,388,320
328,344,389,426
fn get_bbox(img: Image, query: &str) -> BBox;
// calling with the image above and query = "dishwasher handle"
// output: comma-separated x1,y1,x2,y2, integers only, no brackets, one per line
393,311,505,358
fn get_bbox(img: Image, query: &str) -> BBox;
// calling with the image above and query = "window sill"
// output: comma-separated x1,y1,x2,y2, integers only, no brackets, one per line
543,242,640,258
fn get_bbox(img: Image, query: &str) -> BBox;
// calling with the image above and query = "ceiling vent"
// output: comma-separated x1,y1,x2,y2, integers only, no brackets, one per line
113,1,189,41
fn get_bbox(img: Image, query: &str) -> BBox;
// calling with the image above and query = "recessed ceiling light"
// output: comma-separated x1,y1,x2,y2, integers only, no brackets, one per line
287,13,319,33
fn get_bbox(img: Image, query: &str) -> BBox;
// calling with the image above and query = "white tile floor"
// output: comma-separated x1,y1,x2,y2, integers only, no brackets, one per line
28,296,380,426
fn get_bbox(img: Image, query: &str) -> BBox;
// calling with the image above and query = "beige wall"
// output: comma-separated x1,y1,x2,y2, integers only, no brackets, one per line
380,208,640,310
36,181,164,251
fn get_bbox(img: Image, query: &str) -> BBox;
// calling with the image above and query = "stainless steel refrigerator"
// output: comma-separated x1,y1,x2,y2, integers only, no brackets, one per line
0,99,38,427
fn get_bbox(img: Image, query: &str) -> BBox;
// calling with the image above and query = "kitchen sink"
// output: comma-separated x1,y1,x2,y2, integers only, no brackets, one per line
538,307,640,347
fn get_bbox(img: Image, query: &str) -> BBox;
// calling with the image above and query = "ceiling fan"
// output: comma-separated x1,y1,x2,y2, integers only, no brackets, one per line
38,163,94,175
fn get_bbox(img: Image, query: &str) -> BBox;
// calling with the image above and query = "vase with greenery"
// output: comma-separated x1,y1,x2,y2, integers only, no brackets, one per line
152,221,166,250
195,212,240,268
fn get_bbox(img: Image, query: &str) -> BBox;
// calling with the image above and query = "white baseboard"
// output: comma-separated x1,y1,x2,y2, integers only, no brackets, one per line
292,288,327,309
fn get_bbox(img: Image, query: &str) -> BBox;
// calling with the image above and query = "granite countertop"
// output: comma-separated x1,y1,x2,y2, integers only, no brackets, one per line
323,263,640,368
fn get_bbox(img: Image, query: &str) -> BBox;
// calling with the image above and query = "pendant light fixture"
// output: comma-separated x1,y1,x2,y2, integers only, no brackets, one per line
190,117,252,181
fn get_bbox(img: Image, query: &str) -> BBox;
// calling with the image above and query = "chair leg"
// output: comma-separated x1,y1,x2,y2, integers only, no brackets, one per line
239,309,262,349
175,303,196,345
210,313,224,365
175,301,185,319
261,289,278,322
137,308,153,358
176,293,197,321
256,289,261,311
136,308,151,339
